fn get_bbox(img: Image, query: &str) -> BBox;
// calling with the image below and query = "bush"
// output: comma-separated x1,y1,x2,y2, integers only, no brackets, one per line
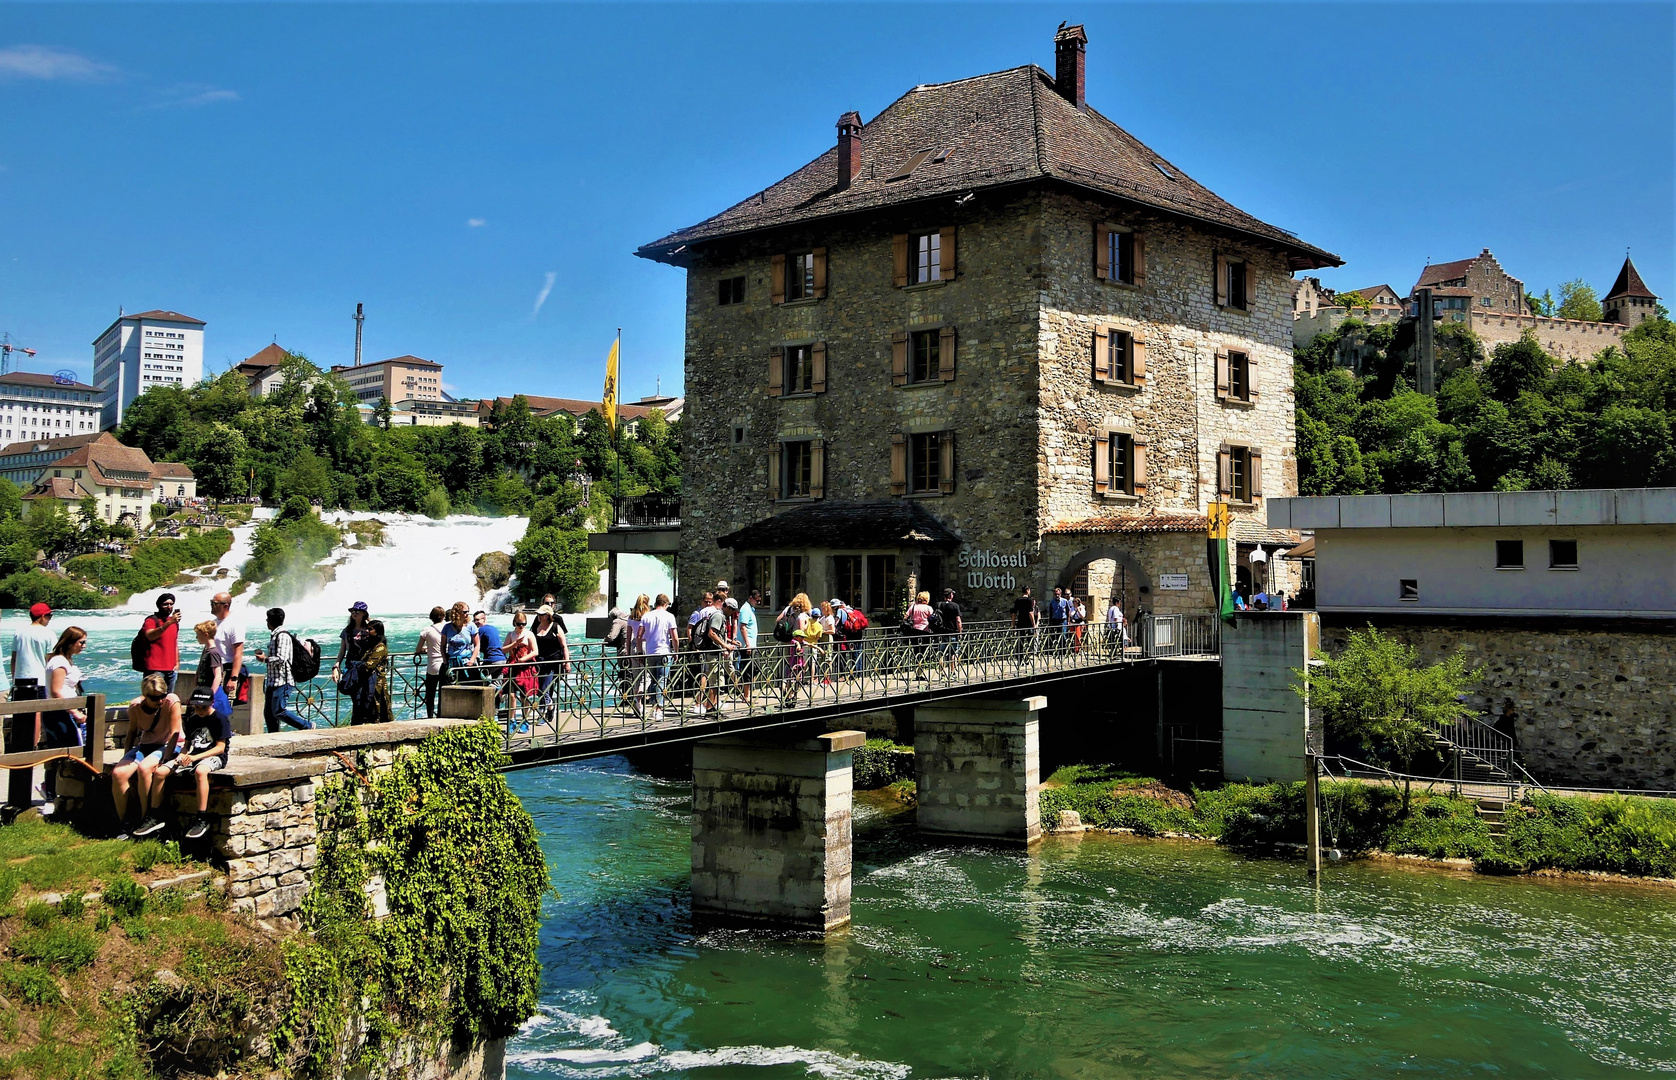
1498,793,1676,877
852,740,914,790
63,529,233,596
23,901,55,928
102,874,147,919
0,570,108,611
0,960,63,1005
12,923,100,972
243,512,341,604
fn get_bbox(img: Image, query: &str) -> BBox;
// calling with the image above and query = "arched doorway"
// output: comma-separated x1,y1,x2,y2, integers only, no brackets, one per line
1055,546,1151,619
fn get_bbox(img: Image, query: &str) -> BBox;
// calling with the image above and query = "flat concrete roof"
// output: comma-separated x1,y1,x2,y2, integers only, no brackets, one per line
1268,488,1676,530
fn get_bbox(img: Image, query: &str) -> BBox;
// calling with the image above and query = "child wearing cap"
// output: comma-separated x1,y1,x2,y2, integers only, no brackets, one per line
137,684,231,840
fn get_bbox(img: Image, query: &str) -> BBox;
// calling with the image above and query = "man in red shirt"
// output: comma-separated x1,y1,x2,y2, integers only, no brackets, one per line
140,593,183,694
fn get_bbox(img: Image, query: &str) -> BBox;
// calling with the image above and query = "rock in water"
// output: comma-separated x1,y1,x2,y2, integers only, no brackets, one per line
473,551,512,596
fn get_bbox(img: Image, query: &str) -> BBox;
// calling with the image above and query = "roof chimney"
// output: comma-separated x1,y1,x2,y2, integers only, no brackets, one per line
1054,24,1087,109
836,111,863,190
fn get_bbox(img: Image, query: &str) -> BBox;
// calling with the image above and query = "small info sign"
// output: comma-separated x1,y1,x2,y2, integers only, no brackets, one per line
1158,574,1190,591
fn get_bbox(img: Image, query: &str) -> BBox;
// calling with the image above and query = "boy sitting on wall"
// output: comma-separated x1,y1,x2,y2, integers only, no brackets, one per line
140,684,232,840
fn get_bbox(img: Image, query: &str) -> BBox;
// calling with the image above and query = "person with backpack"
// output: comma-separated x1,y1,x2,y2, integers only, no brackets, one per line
836,597,870,678
135,593,182,693
935,588,964,675
253,607,312,731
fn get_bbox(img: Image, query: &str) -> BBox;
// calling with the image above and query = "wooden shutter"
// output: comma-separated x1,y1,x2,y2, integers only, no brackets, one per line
939,326,956,382
1250,448,1263,499
1133,435,1149,494
1214,255,1229,307
939,226,956,279
771,254,786,305
1242,261,1255,311
1093,329,1110,383
768,442,782,500
1215,348,1230,401
938,432,956,494
1217,448,1232,495
1131,329,1147,384
1245,351,1257,402
893,234,909,288
1131,232,1147,287
890,434,907,495
1094,223,1111,280
1093,432,1110,493
891,331,909,386
768,346,784,398
811,342,827,394
813,247,828,299
810,438,826,499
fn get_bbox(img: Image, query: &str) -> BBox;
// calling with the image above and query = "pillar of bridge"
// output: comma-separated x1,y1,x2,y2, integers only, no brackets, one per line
690,729,865,932
914,694,1044,845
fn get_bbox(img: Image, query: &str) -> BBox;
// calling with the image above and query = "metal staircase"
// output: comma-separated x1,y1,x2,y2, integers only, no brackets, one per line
1427,715,1516,782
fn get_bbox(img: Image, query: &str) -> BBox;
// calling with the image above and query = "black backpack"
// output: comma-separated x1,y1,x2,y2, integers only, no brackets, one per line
773,608,796,643
287,632,323,682
129,625,151,672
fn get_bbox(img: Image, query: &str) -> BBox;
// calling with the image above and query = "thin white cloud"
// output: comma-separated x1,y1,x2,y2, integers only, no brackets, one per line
0,44,117,81
147,83,240,109
467,218,486,228
531,271,556,317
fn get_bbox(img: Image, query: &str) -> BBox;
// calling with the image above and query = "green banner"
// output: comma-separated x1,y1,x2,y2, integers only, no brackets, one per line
1207,502,1236,623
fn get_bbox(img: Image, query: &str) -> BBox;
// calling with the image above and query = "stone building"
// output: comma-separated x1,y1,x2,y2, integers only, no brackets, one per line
1412,248,1529,320
1602,255,1659,328
636,25,1339,621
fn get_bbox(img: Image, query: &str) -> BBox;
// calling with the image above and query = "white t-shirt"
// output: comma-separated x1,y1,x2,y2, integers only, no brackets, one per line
46,654,82,699
210,616,245,668
639,608,678,656
418,623,446,675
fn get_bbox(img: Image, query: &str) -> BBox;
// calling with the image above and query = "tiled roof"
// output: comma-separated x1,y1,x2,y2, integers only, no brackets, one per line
1413,258,1475,289
1044,513,1208,536
24,476,93,500
239,343,290,372
127,310,204,325
638,65,1338,272
330,355,444,372
717,501,963,550
50,437,156,485
1605,256,1657,300
152,461,195,479
479,395,663,422
0,432,110,458
0,372,97,392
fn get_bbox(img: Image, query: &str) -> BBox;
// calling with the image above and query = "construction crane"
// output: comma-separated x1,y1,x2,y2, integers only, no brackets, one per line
0,332,37,376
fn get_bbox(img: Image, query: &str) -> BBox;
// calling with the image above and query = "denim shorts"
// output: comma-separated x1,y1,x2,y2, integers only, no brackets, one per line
120,743,178,767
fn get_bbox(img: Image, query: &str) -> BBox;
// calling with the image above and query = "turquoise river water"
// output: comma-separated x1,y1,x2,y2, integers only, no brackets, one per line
503,759,1675,1080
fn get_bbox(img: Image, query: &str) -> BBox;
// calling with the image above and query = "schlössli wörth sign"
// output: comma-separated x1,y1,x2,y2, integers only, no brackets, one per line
959,548,1029,590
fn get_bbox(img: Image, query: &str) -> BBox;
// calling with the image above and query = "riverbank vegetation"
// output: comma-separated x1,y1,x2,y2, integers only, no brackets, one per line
240,497,346,605
0,525,234,611
1295,316,1676,495
1039,765,1676,879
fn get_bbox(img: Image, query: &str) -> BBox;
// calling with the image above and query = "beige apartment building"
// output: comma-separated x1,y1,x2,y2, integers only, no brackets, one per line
330,355,444,404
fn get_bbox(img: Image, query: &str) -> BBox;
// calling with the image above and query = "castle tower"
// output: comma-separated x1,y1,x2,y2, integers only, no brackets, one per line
1603,256,1658,327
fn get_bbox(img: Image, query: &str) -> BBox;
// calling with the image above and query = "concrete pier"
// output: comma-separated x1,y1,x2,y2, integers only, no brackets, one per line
1221,612,1317,782
914,695,1044,845
690,729,865,931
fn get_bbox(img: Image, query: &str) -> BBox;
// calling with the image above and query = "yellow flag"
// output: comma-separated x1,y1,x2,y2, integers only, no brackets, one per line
1207,501,1231,540
602,336,620,434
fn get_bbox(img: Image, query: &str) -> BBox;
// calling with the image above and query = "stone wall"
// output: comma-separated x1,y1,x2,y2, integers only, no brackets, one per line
1319,621,1676,789
1468,310,1627,362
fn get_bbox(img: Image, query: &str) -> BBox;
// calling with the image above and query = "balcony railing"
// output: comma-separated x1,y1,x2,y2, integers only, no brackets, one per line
614,494,681,529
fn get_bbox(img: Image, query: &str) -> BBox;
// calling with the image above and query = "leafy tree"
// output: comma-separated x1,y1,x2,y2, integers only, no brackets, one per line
1433,321,1486,377
116,383,194,463
1526,290,1554,317
1298,627,1483,815
1555,279,1603,322
1337,290,1371,317
74,495,109,544
1485,331,1552,401
509,526,600,610
374,396,393,431
278,448,334,504
0,478,22,523
26,500,79,560
182,422,250,499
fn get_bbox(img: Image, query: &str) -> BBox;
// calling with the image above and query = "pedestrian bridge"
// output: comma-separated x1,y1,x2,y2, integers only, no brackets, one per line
293,616,1221,766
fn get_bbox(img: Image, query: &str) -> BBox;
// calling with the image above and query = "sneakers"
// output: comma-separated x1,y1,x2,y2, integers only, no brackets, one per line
651,708,665,722
690,705,707,717
132,816,165,838
184,814,212,840
37,799,57,817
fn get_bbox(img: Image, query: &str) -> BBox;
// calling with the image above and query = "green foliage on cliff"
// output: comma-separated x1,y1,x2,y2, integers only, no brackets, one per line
63,528,234,594
277,722,549,1077
852,739,915,790
1296,316,1676,494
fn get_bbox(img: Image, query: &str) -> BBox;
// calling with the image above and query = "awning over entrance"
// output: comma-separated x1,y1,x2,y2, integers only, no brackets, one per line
1042,513,1208,536
717,500,962,550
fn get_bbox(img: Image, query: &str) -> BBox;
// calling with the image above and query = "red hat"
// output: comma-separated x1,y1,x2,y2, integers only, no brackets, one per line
28,603,51,618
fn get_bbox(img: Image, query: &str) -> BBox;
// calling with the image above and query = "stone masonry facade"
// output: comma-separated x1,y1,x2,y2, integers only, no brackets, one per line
1321,623,1676,789
676,188,1299,621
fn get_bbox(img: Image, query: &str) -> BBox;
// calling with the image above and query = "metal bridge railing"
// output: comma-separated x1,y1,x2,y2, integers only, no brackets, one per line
287,615,1220,751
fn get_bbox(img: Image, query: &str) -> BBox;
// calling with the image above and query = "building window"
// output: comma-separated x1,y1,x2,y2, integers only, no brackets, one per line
1109,433,1133,493
732,424,746,445
786,252,816,302
1495,540,1524,569
782,440,814,499
1227,351,1251,401
746,555,774,610
910,330,940,384
1220,257,1249,310
1399,579,1419,601
1105,330,1134,383
866,554,897,612
907,431,952,495
1549,539,1578,569
1108,229,1135,285
911,232,942,284
784,344,814,395
834,555,863,610
1225,446,1256,502
718,276,746,305
775,555,806,606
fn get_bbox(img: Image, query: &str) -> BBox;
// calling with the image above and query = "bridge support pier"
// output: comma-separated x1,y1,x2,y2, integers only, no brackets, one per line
914,695,1044,845
690,729,865,932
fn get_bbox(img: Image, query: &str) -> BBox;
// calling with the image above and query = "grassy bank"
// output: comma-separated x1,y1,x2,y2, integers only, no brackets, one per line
0,529,235,611
1040,765,1676,879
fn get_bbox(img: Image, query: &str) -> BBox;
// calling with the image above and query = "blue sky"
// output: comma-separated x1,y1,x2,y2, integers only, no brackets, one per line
0,4,1670,402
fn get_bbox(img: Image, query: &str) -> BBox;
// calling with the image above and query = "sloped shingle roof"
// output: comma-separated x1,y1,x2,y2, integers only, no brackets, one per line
638,66,1338,271
717,501,962,550
1605,256,1657,300
1414,258,1475,289
0,372,97,392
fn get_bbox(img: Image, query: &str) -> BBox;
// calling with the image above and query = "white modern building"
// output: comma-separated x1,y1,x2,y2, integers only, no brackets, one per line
0,372,102,444
92,309,206,429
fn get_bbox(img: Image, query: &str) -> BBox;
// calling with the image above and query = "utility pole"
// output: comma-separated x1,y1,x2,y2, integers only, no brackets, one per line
353,303,365,367
1305,751,1322,879
1416,287,1436,395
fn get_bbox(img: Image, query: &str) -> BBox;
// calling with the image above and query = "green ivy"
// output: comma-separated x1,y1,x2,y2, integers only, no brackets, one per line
275,722,549,1077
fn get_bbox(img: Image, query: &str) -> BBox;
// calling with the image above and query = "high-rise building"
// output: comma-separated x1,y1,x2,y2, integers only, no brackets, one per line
92,310,205,429
329,355,444,405
0,372,102,444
